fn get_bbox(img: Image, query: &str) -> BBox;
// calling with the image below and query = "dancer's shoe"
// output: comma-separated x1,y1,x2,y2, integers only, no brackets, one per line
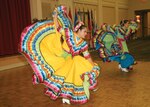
62,98,70,104
118,64,121,69
121,68,129,72
118,64,129,72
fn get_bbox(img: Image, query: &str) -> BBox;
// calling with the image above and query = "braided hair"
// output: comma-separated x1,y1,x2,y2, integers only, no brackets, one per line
120,19,129,27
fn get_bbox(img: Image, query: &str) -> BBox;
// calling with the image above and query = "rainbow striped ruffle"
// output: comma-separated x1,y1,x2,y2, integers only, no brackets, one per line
19,6,100,104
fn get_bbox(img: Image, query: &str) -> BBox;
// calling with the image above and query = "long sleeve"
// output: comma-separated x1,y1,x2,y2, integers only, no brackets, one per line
82,50,91,59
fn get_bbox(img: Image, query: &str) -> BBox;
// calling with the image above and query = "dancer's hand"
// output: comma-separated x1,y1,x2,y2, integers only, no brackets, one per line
52,8,59,29
52,8,58,18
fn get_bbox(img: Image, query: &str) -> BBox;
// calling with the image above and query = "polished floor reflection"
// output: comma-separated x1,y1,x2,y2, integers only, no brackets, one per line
0,61,150,107
0,38,150,107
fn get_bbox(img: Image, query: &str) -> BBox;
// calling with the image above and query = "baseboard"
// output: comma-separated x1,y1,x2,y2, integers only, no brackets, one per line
0,55,28,71
0,62,28,71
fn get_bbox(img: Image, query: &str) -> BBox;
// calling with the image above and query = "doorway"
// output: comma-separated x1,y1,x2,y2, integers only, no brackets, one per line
135,9,150,38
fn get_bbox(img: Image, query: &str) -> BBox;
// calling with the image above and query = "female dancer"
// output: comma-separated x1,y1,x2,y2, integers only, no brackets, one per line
93,19,138,72
19,6,100,104
117,20,136,72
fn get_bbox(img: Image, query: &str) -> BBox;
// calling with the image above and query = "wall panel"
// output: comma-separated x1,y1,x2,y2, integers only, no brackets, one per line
102,6,115,25
118,8,128,23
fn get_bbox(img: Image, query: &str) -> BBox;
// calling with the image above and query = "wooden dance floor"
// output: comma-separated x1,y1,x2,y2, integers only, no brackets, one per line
0,61,150,107
0,38,150,107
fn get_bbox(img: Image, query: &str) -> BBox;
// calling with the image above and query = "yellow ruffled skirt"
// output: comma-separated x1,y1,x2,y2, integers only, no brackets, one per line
20,21,100,104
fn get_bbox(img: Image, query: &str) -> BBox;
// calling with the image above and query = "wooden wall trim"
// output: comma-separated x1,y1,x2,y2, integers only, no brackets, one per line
0,55,28,71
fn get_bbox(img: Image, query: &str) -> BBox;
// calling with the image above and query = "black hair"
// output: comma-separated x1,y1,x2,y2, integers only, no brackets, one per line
78,25,86,31
32,17,48,23
120,19,129,26
75,21,87,32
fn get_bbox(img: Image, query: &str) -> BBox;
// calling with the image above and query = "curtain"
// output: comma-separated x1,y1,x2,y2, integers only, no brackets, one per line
0,0,31,56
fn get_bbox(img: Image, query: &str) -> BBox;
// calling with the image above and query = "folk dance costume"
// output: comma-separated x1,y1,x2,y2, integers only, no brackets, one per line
93,20,138,72
19,6,100,104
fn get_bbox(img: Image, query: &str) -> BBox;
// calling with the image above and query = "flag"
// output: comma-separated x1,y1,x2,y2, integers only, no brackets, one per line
83,8,85,23
91,10,95,36
68,7,72,21
78,9,82,21
87,10,92,31
74,8,78,26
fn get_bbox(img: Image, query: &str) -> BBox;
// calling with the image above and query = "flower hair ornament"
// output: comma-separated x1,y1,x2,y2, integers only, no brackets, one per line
74,21,84,32
52,6,67,16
